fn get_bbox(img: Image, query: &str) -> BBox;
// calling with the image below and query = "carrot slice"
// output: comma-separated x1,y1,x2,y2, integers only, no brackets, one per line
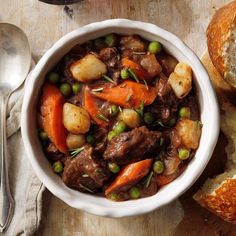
40,83,68,154
92,80,158,109
122,58,151,81
83,86,109,127
105,159,153,196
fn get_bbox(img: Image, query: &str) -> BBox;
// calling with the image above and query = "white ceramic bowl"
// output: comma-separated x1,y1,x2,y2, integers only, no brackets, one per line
21,19,220,217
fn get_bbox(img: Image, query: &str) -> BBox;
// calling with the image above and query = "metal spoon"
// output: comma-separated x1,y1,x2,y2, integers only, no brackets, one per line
0,23,31,232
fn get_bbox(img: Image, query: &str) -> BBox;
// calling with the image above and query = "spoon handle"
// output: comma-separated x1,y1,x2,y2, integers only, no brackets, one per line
0,95,14,232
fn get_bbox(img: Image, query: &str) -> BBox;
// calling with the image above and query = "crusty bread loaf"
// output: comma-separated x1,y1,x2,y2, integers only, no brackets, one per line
193,171,236,224
207,0,236,88
201,51,236,104
194,102,236,224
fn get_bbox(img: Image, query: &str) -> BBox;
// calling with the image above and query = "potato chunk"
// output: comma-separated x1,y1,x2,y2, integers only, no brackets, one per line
168,62,192,99
70,54,107,82
66,133,85,149
175,118,201,149
118,109,141,128
63,103,90,134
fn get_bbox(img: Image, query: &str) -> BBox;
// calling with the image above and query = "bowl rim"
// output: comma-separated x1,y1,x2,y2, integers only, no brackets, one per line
21,19,220,217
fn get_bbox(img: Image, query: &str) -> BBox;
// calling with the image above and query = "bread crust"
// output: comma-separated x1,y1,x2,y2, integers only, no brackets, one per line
207,0,236,85
194,178,236,224
201,50,236,104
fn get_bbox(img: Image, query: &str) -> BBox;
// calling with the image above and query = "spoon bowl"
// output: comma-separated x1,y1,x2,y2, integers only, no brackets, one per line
0,23,31,91
0,23,31,232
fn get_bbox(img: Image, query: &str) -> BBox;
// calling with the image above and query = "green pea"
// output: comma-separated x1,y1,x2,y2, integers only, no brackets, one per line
144,112,154,124
60,83,71,97
105,33,117,47
94,38,105,50
53,161,63,174
179,107,191,118
129,186,140,199
153,160,164,174
114,121,127,134
86,134,95,145
48,71,60,84
107,130,117,141
39,131,48,141
72,83,81,94
108,163,120,174
120,69,129,80
109,193,118,201
178,148,190,160
110,105,119,116
148,41,162,54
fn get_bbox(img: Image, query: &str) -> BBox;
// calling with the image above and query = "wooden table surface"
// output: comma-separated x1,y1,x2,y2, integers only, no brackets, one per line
2,0,236,235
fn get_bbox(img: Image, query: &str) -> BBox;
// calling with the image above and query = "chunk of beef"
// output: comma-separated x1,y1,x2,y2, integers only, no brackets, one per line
62,145,110,192
93,128,108,154
44,143,64,161
157,53,178,76
156,73,171,98
103,126,161,165
139,54,162,78
99,47,119,68
120,35,146,52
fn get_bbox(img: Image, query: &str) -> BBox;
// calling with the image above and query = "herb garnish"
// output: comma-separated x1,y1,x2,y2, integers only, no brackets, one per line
143,79,149,91
132,51,146,55
135,100,145,117
79,184,95,193
153,120,165,127
96,113,110,122
127,68,139,83
126,94,132,102
102,75,116,84
91,87,104,92
70,146,85,158
145,171,154,188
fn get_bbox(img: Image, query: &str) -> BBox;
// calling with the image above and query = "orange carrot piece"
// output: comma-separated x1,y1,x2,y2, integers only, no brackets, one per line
83,86,109,127
40,83,68,154
105,159,153,196
92,80,158,109
122,58,151,81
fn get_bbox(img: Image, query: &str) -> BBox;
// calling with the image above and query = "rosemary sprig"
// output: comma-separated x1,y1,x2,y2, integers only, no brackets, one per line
82,174,89,178
102,74,116,84
143,79,149,91
159,137,164,146
120,83,127,88
126,94,132,102
91,87,104,92
96,113,110,122
127,68,139,83
79,184,95,193
132,51,146,55
135,100,145,117
153,120,165,127
145,171,154,188
70,146,85,158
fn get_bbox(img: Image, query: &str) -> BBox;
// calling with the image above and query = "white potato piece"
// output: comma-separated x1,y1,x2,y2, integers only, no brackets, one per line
70,54,107,82
63,103,90,134
66,133,85,149
118,109,141,128
175,118,202,149
168,62,192,99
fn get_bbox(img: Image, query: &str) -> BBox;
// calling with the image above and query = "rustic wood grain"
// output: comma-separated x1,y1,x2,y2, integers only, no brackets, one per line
1,0,235,235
